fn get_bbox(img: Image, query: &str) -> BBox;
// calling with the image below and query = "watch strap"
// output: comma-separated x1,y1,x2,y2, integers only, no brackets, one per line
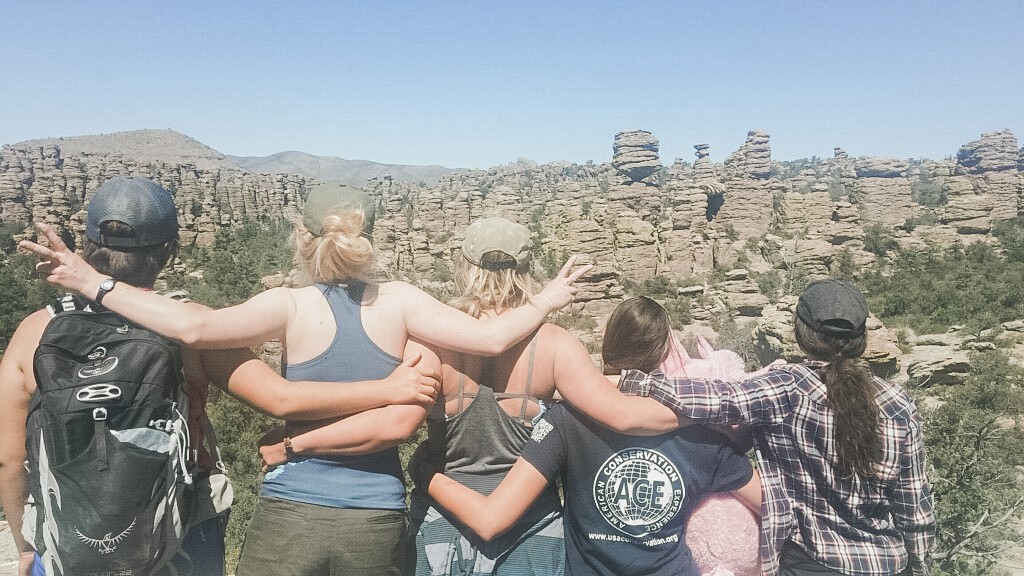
95,278,116,305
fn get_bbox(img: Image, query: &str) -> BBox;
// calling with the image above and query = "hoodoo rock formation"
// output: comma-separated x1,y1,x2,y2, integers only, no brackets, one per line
3,128,1023,378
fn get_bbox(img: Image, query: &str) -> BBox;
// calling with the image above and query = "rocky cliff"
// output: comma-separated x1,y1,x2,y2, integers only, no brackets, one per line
2,128,1022,379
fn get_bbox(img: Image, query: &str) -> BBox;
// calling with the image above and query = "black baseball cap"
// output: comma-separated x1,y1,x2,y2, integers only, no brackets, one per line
85,176,179,248
796,279,869,339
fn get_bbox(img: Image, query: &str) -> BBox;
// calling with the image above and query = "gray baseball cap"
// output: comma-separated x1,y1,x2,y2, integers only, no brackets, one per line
302,183,375,237
462,217,531,270
796,279,869,339
86,176,179,248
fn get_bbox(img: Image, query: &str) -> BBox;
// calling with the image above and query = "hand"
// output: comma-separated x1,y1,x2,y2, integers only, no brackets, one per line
19,223,106,297
384,352,440,407
258,426,291,472
534,255,593,313
408,444,441,491
710,423,754,453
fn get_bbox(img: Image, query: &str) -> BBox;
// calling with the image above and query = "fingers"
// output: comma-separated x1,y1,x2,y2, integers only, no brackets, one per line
19,238,57,261
555,254,593,284
38,222,69,253
402,352,423,367
566,263,593,284
19,223,70,262
556,254,578,278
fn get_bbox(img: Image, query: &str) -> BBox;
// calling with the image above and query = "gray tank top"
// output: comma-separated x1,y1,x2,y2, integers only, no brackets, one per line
429,338,560,509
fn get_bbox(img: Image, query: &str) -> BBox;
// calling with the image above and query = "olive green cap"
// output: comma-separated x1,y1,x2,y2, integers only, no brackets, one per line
462,217,531,270
302,183,375,237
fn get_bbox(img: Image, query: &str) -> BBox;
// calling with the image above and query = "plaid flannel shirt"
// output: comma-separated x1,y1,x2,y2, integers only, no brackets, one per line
619,362,935,576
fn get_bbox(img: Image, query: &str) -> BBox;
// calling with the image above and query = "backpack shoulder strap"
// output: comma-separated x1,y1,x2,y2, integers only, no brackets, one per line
46,294,92,317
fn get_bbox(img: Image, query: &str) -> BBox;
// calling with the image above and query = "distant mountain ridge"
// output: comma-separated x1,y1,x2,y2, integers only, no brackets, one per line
13,129,240,172
227,150,457,187
8,129,458,187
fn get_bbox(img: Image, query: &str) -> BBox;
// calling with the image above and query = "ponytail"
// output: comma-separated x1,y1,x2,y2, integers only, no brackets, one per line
795,318,881,477
292,209,375,283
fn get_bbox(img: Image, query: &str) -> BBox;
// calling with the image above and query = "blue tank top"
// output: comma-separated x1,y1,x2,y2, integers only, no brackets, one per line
259,282,406,510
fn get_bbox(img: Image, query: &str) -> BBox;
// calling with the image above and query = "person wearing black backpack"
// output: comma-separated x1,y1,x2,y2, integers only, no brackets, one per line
0,176,441,576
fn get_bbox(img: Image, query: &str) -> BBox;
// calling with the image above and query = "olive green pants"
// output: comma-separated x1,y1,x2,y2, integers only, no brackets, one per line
236,497,409,576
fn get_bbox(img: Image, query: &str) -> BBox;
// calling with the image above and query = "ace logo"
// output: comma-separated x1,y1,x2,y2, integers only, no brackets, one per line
592,448,685,537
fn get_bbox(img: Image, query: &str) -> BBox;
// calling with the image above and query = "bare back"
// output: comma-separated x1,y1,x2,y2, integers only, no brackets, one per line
282,281,409,365
435,322,576,424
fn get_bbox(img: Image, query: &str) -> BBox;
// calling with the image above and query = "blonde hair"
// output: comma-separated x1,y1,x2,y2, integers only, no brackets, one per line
291,209,375,283
450,251,539,318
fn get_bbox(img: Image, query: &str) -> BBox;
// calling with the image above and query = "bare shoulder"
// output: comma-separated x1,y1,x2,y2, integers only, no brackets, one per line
538,322,586,349
373,280,438,313
10,309,52,349
375,280,418,298
0,309,52,393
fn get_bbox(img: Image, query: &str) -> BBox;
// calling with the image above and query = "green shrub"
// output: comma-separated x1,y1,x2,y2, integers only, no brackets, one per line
863,224,898,257
924,351,1024,574
861,241,1024,334
910,170,948,207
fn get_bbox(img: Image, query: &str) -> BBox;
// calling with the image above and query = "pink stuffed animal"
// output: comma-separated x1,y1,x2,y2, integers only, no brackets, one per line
660,333,764,576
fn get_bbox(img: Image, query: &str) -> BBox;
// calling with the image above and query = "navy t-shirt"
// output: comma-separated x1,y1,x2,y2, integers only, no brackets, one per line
521,403,753,576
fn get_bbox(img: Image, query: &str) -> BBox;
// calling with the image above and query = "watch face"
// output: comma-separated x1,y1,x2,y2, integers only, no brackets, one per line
101,279,115,291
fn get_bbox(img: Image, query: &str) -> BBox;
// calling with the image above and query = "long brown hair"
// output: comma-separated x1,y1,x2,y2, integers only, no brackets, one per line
794,317,881,477
601,296,672,374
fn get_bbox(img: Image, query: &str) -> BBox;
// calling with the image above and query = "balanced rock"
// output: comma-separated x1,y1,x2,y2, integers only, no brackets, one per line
612,130,661,183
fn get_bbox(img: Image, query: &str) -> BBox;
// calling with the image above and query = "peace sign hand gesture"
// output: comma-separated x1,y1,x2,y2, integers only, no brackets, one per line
20,223,108,300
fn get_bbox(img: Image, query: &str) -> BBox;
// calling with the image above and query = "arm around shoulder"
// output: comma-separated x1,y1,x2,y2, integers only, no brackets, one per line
397,256,591,356
550,329,686,434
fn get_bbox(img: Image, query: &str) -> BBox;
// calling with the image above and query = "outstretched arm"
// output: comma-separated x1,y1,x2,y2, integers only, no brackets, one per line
203,349,439,420
397,256,591,356
421,457,551,541
618,368,792,426
550,330,688,434
23,224,590,354
22,224,291,349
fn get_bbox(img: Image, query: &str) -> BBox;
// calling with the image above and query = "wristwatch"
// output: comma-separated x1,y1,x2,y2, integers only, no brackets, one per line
95,278,117,305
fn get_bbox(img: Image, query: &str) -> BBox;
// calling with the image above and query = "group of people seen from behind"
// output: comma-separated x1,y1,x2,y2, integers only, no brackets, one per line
1,175,935,576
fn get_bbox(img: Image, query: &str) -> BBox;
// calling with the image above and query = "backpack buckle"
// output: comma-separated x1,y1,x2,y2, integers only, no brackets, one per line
92,407,108,421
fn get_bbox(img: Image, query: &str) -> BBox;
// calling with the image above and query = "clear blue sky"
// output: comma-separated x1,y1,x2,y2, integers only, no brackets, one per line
2,1,1021,169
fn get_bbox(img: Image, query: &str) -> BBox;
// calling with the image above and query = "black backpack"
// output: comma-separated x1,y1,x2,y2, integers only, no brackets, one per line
25,294,195,576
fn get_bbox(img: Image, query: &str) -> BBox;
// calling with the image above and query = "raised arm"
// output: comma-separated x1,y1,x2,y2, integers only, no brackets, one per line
550,330,687,435
22,224,290,348
397,256,591,355
421,457,551,541
202,348,439,420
